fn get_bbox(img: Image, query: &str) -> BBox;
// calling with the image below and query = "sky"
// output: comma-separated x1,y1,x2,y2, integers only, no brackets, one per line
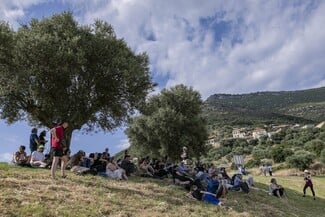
0,0,324,162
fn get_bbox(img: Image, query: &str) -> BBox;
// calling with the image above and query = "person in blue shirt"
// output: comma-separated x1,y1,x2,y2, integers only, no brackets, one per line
29,128,40,153
207,174,219,194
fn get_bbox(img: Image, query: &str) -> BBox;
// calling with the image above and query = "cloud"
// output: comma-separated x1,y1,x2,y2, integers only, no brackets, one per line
71,0,325,98
2,0,324,99
0,152,13,163
116,139,130,150
0,0,47,28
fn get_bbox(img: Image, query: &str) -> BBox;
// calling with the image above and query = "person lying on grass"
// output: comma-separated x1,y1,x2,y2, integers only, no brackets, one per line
188,185,223,206
269,178,286,198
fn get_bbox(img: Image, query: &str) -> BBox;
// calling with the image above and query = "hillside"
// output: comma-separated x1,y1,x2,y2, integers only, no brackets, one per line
203,87,325,128
0,163,324,217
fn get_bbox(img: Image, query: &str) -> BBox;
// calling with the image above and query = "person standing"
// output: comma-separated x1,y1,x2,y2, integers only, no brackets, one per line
29,128,40,153
50,121,69,179
268,165,273,176
261,164,267,176
39,130,48,147
303,170,316,200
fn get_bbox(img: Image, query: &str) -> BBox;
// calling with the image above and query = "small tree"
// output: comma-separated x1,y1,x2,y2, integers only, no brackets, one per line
271,144,294,163
286,150,315,171
126,85,208,161
304,139,325,157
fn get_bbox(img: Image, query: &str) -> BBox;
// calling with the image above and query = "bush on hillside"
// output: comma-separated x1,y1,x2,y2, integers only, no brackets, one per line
271,145,294,163
286,150,315,171
245,159,261,168
304,139,325,157
252,145,271,160
320,149,325,165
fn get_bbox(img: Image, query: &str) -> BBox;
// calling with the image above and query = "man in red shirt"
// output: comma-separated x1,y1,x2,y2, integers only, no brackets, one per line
50,121,69,179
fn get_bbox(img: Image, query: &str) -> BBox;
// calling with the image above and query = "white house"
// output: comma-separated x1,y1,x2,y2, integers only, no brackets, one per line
252,128,267,139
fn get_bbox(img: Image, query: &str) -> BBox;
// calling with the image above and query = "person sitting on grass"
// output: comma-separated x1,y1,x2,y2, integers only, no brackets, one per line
269,178,286,198
30,145,47,167
232,172,250,193
138,158,155,177
68,150,91,175
188,185,223,206
106,157,128,181
13,145,30,167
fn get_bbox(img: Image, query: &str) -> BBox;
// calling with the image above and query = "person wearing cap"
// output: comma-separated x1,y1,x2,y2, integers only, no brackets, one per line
303,170,316,200
30,145,47,167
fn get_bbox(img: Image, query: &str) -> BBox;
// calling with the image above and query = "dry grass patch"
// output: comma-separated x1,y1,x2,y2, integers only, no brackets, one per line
1,163,324,217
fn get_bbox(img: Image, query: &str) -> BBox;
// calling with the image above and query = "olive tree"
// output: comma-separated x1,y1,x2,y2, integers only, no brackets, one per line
0,12,154,147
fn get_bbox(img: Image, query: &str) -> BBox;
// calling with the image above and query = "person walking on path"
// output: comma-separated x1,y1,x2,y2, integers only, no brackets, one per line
302,170,316,200
261,164,267,176
50,121,69,179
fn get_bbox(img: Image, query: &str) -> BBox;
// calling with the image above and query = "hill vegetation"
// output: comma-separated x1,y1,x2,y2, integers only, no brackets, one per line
0,163,324,217
200,87,325,170
203,87,325,128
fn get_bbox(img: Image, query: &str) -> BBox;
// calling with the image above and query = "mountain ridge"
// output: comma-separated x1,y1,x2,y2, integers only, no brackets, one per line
203,86,325,128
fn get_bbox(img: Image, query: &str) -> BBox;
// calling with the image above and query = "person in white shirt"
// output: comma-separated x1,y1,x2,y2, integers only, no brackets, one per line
30,145,47,167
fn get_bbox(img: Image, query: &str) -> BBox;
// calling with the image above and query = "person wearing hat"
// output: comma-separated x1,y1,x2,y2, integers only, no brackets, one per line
303,170,316,200
30,145,47,167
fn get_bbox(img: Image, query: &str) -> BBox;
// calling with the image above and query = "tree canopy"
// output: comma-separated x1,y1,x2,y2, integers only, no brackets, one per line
0,12,154,146
126,84,208,161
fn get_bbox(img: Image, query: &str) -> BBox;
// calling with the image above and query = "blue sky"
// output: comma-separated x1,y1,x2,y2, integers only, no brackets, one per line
1,0,324,162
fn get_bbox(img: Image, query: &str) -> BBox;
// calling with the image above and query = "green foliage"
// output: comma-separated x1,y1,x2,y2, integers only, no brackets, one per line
252,145,271,160
126,85,208,161
304,139,325,157
0,12,154,146
245,159,261,168
203,88,325,129
286,150,315,171
271,144,294,163
320,149,325,165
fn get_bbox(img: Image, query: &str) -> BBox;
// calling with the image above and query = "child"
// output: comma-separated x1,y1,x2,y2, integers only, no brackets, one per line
303,170,316,200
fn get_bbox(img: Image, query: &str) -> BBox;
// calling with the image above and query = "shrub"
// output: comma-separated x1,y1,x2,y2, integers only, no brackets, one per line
320,149,325,165
271,145,294,163
252,145,270,160
245,159,261,168
286,150,315,171
304,139,325,157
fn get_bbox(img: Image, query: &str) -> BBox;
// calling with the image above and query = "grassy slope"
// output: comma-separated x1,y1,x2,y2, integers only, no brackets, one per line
0,163,324,217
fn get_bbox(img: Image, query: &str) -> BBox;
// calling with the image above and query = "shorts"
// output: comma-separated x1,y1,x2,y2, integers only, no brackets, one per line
52,148,63,157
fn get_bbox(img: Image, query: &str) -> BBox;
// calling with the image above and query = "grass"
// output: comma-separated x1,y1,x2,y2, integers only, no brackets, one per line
0,162,324,217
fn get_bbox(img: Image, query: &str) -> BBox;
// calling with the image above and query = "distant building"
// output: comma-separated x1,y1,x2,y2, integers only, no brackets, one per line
205,135,221,148
302,124,314,129
232,128,248,138
252,128,267,139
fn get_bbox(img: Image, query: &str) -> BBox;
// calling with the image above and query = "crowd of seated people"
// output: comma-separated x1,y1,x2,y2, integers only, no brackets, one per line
13,142,290,208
